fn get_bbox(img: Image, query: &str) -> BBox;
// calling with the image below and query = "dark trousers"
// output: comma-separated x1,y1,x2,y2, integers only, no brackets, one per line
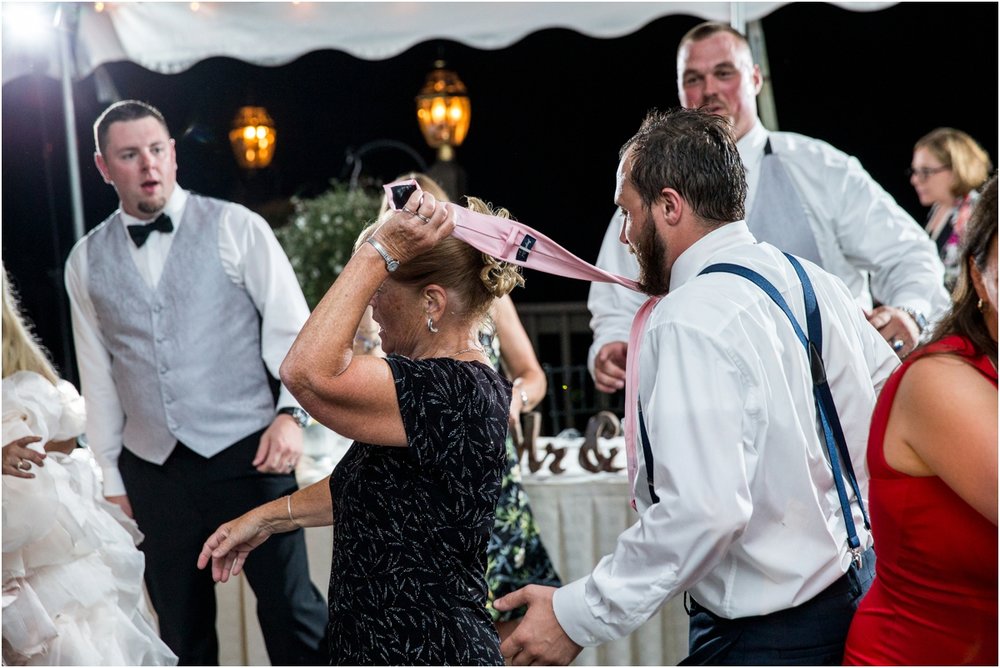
682,548,876,666
119,430,328,666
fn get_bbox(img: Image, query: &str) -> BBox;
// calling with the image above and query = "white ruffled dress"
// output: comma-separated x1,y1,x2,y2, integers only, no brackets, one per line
2,371,177,666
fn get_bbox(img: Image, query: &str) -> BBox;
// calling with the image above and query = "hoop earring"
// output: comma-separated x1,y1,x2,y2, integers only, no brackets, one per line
427,317,439,333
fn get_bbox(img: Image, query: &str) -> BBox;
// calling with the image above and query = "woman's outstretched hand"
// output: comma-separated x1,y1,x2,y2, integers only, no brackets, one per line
196,510,273,583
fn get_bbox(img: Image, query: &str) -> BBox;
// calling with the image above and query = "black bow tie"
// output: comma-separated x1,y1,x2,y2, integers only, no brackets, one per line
127,213,174,248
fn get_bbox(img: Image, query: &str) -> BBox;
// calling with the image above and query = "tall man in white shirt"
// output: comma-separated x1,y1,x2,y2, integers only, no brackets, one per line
65,101,327,665
589,21,947,393
494,108,900,664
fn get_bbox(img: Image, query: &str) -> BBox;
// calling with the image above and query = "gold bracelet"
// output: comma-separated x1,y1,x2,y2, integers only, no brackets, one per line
286,494,302,528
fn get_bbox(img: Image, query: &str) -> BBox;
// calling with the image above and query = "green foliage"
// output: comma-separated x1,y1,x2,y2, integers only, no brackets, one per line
275,181,383,309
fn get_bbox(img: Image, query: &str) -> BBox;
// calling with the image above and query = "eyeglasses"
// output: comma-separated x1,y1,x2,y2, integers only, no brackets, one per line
906,166,951,180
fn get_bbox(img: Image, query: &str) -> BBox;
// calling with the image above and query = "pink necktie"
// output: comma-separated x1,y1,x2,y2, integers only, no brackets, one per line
624,295,661,509
383,180,640,291
385,179,652,506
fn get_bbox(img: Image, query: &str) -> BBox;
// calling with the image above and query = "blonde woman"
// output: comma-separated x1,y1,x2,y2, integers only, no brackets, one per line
2,266,176,665
200,189,522,664
910,127,992,290
366,174,561,639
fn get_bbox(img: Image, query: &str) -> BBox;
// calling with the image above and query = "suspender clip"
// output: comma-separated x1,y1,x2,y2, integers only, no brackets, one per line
850,546,864,570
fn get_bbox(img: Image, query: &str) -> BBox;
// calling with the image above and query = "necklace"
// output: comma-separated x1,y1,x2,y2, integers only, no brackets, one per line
444,346,486,360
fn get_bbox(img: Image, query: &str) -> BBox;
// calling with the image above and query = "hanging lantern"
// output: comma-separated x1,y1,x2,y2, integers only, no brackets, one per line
415,60,471,161
229,106,276,169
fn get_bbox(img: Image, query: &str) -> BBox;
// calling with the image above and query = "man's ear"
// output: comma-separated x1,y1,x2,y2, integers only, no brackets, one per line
751,64,763,95
95,152,112,185
659,188,684,227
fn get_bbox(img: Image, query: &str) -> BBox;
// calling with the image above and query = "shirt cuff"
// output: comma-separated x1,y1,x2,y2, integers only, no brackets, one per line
552,576,618,648
100,466,127,497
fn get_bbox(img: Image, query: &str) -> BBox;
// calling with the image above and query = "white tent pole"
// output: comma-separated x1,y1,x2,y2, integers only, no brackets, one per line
747,20,779,131
729,2,747,34
729,6,778,131
55,4,85,242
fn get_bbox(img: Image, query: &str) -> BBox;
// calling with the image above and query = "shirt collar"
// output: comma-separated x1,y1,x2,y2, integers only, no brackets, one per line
118,186,188,228
737,117,769,165
669,220,757,292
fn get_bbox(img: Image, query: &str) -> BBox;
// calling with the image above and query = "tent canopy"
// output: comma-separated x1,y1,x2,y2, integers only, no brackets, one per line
0,0,894,241
2,2,892,83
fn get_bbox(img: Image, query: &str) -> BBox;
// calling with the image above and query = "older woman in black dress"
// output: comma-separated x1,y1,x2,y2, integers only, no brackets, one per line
198,189,521,665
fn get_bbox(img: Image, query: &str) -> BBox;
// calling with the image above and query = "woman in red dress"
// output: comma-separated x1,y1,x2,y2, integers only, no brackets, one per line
843,176,998,665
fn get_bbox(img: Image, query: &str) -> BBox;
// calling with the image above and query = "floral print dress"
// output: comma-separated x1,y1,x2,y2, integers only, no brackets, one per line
927,191,979,292
479,324,562,622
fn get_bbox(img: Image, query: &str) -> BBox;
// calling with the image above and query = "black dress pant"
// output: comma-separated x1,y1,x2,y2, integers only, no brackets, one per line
119,430,328,666
682,548,876,665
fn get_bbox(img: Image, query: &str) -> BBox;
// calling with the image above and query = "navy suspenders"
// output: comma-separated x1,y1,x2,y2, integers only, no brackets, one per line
636,252,869,567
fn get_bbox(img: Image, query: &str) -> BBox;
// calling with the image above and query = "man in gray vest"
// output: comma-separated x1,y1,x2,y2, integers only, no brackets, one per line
589,21,949,394
65,100,327,665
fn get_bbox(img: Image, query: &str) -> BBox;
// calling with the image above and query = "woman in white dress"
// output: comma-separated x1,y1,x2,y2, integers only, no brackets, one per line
1,266,176,666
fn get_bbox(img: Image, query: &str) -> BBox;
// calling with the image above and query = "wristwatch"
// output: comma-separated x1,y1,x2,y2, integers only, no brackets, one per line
899,307,928,334
277,407,310,429
367,238,399,272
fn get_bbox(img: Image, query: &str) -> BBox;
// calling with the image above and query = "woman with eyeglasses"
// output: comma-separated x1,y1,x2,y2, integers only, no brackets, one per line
909,128,992,291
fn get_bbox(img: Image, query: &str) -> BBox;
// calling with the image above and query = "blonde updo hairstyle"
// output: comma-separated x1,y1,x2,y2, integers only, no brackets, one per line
2,264,59,384
357,196,524,322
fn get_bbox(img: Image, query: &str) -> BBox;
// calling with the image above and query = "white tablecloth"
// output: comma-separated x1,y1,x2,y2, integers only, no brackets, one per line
216,431,690,665
521,437,689,666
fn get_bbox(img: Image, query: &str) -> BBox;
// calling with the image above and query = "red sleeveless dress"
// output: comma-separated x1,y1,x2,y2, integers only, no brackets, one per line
843,334,998,665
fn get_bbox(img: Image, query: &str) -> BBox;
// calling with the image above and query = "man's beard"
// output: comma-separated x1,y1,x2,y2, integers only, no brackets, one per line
633,219,670,296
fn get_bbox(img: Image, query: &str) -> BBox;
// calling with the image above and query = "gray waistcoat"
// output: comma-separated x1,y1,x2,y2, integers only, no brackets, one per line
747,139,822,266
87,195,275,463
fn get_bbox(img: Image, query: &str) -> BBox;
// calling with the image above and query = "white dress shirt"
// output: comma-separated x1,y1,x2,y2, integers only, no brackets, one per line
587,118,948,374
65,187,309,496
554,221,899,646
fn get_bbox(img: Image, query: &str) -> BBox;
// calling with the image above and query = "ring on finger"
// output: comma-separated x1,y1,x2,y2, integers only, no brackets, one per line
17,459,31,471
892,339,904,352
402,205,432,224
